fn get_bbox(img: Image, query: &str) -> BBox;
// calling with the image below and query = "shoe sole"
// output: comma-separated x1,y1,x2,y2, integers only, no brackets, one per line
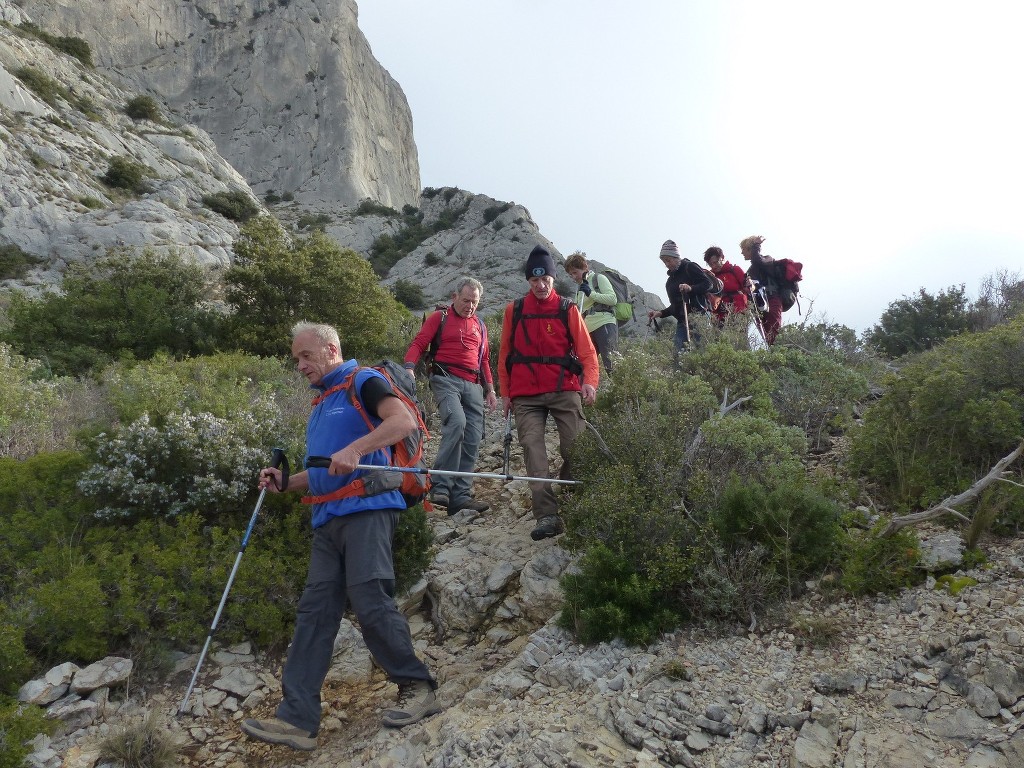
381,701,443,728
531,527,564,541
240,720,316,751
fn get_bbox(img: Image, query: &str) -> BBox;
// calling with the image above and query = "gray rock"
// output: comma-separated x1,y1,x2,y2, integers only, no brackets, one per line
790,721,835,768
18,662,79,705
70,657,132,694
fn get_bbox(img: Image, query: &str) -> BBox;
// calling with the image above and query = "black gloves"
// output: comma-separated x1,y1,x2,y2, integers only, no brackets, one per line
579,280,592,296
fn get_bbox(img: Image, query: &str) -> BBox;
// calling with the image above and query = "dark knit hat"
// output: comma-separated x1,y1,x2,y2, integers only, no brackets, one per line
659,240,681,259
524,245,556,278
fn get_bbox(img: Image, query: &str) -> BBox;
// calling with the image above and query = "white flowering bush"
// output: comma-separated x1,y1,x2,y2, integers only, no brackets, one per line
78,404,279,521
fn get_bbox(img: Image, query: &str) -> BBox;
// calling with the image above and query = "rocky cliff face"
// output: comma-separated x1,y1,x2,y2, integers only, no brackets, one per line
0,0,252,281
18,0,420,210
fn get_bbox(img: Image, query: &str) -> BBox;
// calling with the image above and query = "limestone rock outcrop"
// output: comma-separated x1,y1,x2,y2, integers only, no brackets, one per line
19,0,420,210
0,0,253,284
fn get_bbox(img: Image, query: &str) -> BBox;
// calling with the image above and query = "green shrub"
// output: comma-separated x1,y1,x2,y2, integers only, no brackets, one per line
0,696,53,768
559,544,680,645
13,66,64,106
101,156,151,192
850,316,1024,510
296,212,332,230
685,413,807,511
100,352,301,431
17,22,92,66
393,505,433,595
355,199,399,217
225,217,411,360
78,195,104,210
839,524,922,596
482,204,510,223
712,477,842,593
0,346,78,459
367,202,470,277
392,278,426,310
124,95,161,121
679,342,775,415
24,564,109,661
423,252,440,267
202,190,259,222
2,251,224,376
0,617,32,696
866,285,972,358
0,244,42,282
760,345,870,449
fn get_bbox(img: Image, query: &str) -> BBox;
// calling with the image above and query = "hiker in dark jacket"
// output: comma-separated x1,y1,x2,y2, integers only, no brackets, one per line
646,239,715,352
740,235,782,345
704,246,749,325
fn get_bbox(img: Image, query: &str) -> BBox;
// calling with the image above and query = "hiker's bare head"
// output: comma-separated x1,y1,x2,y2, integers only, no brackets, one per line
703,246,725,268
564,252,588,273
291,322,342,386
739,235,765,261
452,277,483,317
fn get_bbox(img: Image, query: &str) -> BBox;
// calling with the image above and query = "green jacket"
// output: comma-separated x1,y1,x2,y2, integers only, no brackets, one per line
575,270,618,333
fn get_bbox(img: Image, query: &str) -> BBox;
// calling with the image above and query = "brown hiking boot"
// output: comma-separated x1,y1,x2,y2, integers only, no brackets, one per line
381,680,442,728
240,717,316,751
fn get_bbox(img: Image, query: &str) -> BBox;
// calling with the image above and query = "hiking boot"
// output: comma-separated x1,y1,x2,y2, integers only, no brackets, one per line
428,491,449,508
530,515,565,541
382,680,441,728
240,717,316,751
448,498,490,515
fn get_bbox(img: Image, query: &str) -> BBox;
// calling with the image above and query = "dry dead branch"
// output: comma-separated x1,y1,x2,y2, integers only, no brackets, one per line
880,440,1024,536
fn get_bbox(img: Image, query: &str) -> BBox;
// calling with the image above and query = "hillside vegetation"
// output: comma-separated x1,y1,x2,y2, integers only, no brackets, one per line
0,234,1022,763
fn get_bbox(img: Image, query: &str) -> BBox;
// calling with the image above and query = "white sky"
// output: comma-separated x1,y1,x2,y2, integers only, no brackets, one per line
359,1,1024,333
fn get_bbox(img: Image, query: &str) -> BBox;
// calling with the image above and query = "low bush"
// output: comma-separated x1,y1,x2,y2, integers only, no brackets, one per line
839,523,922,596
124,95,161,121
559,544,680,645
202,190,259,222
101,156,151,193
392,278,426,309
13,66,64,107
0,696,53,768
98,715,178,768
0,244,42,281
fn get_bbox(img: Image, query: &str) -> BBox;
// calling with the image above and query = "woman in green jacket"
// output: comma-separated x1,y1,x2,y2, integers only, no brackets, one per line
565,251,618,374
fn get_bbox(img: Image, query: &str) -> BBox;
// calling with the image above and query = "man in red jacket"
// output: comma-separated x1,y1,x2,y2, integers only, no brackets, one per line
498,245,599,541
404,277,497,514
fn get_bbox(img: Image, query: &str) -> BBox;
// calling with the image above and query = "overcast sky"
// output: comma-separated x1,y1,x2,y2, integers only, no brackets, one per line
359,1,1024,333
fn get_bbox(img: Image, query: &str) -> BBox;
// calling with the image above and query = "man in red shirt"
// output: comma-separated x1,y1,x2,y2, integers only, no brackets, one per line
404,277,497,514
498,246,599,541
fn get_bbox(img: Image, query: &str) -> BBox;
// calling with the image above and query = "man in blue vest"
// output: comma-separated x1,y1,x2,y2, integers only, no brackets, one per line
241,322,439,751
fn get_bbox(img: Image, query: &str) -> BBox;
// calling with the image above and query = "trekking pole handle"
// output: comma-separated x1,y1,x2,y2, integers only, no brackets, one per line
305,456,332,469
270,447,289,493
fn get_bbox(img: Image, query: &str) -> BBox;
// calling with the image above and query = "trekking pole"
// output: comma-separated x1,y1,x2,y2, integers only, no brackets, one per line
502,412,513,477
681,299,690,350
304,457,579,486
748,285,768,345
178,448,289,716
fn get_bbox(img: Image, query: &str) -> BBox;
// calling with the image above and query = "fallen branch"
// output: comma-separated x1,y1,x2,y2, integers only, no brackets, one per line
880,440,1024,536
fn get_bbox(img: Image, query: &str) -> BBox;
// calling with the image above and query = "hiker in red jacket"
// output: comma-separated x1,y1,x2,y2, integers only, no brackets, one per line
703,246,748,325
741,235,783,345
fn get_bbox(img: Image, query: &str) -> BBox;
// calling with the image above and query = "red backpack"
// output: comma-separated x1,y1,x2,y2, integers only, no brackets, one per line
774,259,803,312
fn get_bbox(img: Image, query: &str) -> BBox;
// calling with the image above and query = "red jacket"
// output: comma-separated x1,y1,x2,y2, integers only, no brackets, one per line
404,306,493,386
497,292,598,398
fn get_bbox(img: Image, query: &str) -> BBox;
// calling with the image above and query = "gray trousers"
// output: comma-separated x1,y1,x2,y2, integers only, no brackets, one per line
513,391,586,520
276,510,433,733
429,373,485,506
589,322,618,373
